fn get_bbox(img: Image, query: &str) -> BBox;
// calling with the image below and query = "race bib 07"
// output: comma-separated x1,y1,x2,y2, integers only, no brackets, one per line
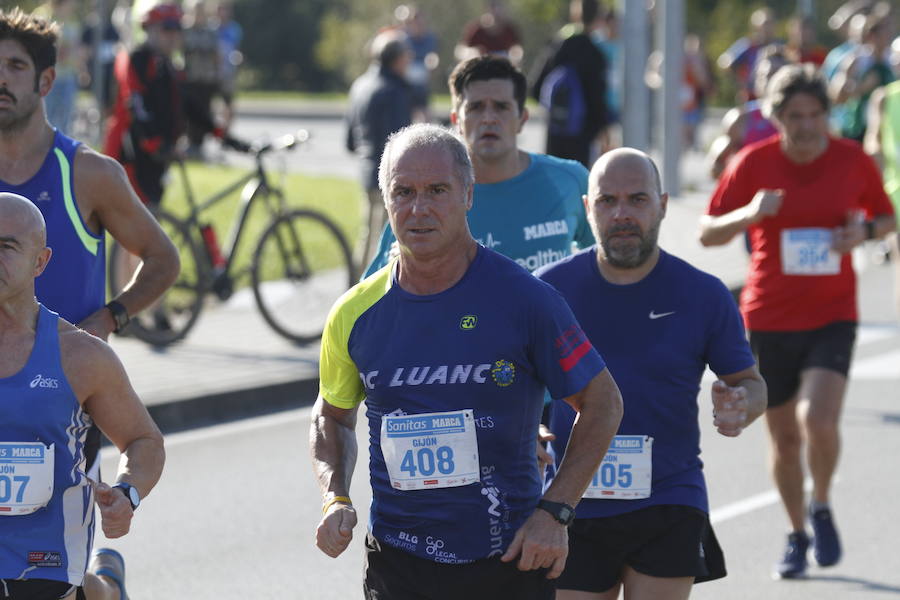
582,435,652,500
0,442,55,515
381,410,480,491
781,228,841,275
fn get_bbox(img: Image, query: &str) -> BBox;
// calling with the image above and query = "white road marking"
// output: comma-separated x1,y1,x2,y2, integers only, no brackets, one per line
710,489,779,525
710,478,819,525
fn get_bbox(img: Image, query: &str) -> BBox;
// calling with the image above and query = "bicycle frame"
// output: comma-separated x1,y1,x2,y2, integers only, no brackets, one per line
173,154,284,284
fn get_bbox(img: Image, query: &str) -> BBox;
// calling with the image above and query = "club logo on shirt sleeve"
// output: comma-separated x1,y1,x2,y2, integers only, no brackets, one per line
555,324,594,372
491,360,516,387
460,315,477,330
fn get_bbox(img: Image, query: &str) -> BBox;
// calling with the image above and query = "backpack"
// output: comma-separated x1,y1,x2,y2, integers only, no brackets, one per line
539,63,586,137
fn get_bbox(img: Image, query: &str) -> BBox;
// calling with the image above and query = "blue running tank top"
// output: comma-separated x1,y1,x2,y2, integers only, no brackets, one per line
0,305,94,585
0,132,106,324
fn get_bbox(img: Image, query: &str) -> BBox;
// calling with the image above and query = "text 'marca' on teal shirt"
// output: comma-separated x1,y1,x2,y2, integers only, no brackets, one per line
363,152,594,278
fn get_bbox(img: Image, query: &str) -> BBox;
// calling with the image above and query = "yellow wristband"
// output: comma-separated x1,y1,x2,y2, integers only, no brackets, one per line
322,495,352,514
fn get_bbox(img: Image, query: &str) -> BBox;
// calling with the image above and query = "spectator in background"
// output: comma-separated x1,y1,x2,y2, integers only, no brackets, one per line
216,0,242,130
785,15,827,67
181,0,221,159
708,44,787,179
823,0,872,81
590,7,621,150
531,0,608,168
683,34,716,150
81,1,122,119
455,0,523,66
345,30,413,269
718,7,778,103
832,4,895,142
41,0,82,134
104,3,184,206
647,33,716,152
397,4,438,122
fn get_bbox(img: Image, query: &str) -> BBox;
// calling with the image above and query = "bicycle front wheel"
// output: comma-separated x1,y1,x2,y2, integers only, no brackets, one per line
108,210,207,347
251,209,354,344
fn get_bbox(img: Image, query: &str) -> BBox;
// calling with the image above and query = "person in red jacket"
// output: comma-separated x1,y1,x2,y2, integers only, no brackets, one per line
104,3,183,205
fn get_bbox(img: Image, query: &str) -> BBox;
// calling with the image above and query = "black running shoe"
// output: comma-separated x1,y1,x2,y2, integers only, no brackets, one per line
774,531,809,579
810,505,842,567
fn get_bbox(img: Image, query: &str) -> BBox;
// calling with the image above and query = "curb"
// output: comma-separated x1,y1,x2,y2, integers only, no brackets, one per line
147,377,319,434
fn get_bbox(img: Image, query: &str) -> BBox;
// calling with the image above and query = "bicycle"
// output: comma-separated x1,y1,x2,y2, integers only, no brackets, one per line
108,131,355,347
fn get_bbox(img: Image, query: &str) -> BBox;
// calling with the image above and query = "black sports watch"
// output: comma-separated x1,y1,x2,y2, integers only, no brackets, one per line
105,300,130,333
112,482,141,511
537,499,576,526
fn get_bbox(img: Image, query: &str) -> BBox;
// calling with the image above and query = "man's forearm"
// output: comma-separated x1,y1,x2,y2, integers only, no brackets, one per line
114,249,180,315
310,399,358,498
699,208,754,247
116,435,166,499
543,372,623,507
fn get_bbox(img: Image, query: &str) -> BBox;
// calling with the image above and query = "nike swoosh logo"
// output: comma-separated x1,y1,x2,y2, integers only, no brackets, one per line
649,310,676,320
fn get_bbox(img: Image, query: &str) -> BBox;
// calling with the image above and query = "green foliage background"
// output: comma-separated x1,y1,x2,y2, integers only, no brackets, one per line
10,0,862,104
235,0,854,104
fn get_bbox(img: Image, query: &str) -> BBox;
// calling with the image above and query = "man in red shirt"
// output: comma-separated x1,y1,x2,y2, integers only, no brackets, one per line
700,64,895,579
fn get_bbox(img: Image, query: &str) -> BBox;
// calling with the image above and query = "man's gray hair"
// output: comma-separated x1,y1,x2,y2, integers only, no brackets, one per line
378,124,475,197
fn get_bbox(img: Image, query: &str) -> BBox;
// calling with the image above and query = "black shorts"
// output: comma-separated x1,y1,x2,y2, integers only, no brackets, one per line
0,579,84,600
749,321,857,408
556,505,726,594
363,533,554,600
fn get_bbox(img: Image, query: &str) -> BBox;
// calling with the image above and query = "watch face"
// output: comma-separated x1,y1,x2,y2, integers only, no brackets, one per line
116,484,140,509
127,486,140,508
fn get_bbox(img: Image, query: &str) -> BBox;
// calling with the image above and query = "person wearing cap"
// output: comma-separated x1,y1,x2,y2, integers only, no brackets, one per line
345,29,414,268
104,2,184,206
0,4,178,475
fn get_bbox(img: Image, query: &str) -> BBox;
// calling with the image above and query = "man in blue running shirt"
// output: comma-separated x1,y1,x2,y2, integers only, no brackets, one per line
363,55,594,278
0,192,165,600
311,124,623,600
536,149,767,600
0,8,179,481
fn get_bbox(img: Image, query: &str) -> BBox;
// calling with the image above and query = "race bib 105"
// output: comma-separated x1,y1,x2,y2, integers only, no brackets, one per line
582,435,652,500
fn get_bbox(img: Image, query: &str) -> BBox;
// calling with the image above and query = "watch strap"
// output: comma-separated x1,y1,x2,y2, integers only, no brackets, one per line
537,499,576,526
105,300,130,333
112,482,140,510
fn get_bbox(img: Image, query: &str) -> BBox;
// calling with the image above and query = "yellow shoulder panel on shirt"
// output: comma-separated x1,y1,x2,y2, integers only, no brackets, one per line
319,262,394,409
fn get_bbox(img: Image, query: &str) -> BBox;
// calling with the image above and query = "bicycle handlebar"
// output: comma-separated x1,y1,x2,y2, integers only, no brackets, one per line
220,129,310,158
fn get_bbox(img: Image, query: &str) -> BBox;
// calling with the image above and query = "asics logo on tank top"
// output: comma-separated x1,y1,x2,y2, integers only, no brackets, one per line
29,374,60,389
36,190,51,202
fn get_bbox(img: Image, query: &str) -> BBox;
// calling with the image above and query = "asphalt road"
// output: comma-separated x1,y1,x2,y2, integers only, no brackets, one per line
95,262,900,599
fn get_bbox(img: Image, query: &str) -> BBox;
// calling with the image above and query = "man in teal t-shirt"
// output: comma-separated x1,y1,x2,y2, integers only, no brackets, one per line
363,55,594,278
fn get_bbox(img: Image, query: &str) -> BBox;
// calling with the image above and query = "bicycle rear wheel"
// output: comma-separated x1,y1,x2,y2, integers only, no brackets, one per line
108,210,207,346
251,209,354,344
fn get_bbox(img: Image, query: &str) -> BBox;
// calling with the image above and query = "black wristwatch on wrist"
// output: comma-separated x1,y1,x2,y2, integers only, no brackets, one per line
112,482,141,511
537,499,576,526
865,220,877,240
105,300,129,333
